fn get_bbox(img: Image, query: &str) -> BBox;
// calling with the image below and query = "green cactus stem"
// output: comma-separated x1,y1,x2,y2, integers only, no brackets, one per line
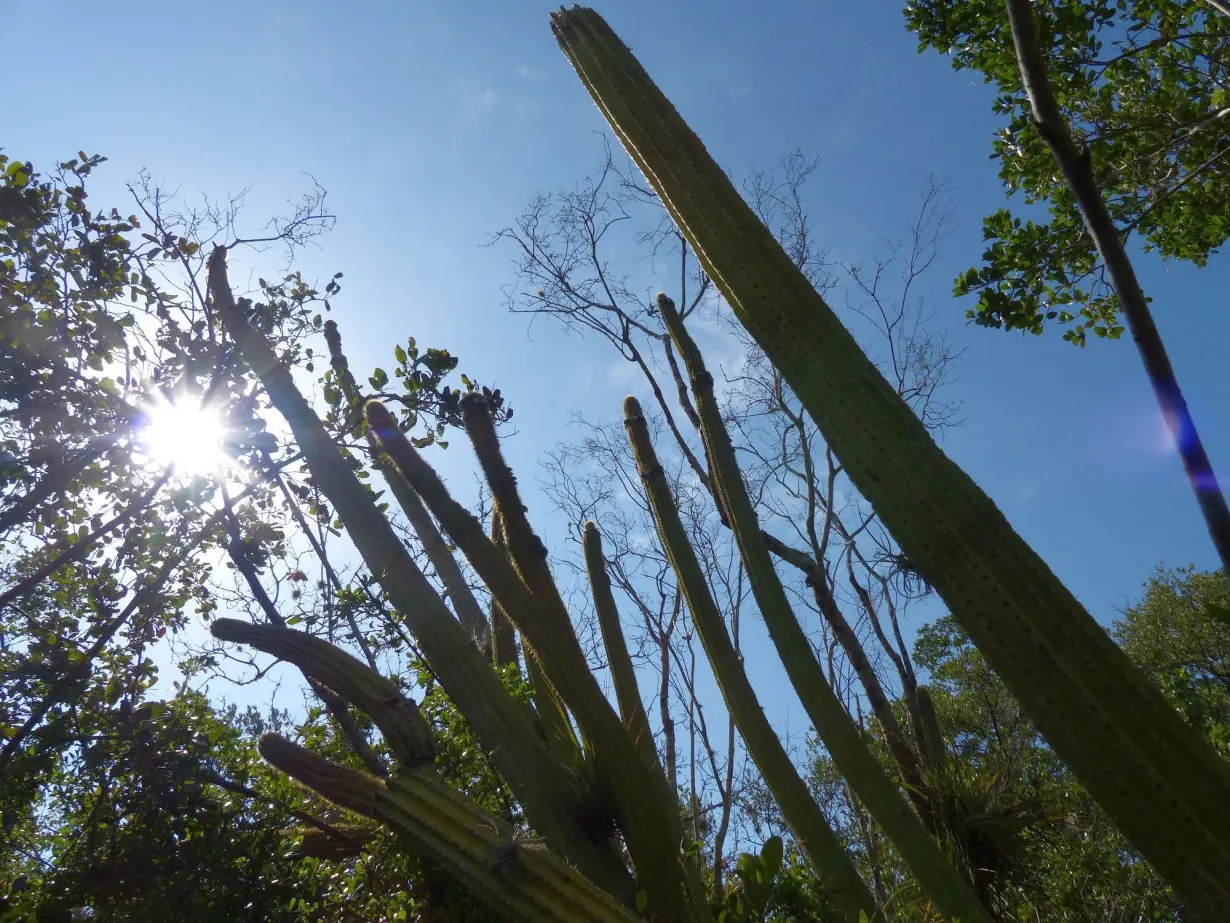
365,397,708,921
654,294,992,922
524,642,581,760
211,618,435,767
584,521,658,771
909,686,949,781
257,735,642,923
459,394,559,616
623,395,879,921
259,733,385,817
323,319,491,650
207,246,630,899
460,394,581,757
489,508,522,670
551,10,1230,914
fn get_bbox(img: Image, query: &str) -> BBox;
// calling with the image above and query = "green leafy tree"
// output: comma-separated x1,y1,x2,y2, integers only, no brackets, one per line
905,0,1230,344
1,151,514,921
806,571,1225,920
1114,565,1230,757
3,692,312,922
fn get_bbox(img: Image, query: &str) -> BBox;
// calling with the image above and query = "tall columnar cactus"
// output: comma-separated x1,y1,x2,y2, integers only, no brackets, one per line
550,6,1230,917
584,521,658,771
202,6,1230,920
648,293,993,923
623,394,879,920
364,395,711,921
207,248,640,908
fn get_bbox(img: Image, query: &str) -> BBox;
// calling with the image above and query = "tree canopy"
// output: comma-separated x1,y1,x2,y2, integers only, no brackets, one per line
905,0,1230,344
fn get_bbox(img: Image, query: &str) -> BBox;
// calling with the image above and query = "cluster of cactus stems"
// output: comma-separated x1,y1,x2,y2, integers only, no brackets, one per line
551,4,1230,918
198,5,1230,921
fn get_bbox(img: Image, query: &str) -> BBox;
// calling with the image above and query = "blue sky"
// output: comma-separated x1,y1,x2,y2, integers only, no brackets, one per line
7,1,1229,728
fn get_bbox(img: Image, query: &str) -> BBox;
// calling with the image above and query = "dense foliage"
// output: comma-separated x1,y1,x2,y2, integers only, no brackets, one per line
0,152,508,921
905,0,1230,344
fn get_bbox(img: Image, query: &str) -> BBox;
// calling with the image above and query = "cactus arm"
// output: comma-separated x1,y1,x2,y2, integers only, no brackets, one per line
259,733,385,817
322,319,492,649
365,399,706,921
489,508,523,670
210,618,436,767
206,247,628,897
584,521,658,770
257,735,642,923
387,470,493,646
459,394,563,620
460,394,582,757
909,686,949,780
655,295,993,922
375,773,644,923
523,643,582,759
623,396,879,921
550,10,1230,913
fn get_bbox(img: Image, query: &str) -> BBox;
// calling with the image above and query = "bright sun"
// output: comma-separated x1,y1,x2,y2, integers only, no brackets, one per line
139,395,230,477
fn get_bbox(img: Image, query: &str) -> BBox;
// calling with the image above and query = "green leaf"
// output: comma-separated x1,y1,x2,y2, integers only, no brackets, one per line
759,835,783,880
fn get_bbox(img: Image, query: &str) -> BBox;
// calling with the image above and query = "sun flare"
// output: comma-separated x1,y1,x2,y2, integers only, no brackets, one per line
139,395,230,477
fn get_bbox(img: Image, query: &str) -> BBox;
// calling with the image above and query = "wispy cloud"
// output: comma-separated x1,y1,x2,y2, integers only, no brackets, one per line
444,77,497,127
1014,483,1040,506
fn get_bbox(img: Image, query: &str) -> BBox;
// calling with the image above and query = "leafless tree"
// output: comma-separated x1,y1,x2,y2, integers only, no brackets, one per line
495,139,965,876
540,409,754,884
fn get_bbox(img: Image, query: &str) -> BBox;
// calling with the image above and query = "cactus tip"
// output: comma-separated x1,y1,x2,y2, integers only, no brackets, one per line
210,617,250,641
364,399,396,431
258,733,383,817
622,395,643,417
